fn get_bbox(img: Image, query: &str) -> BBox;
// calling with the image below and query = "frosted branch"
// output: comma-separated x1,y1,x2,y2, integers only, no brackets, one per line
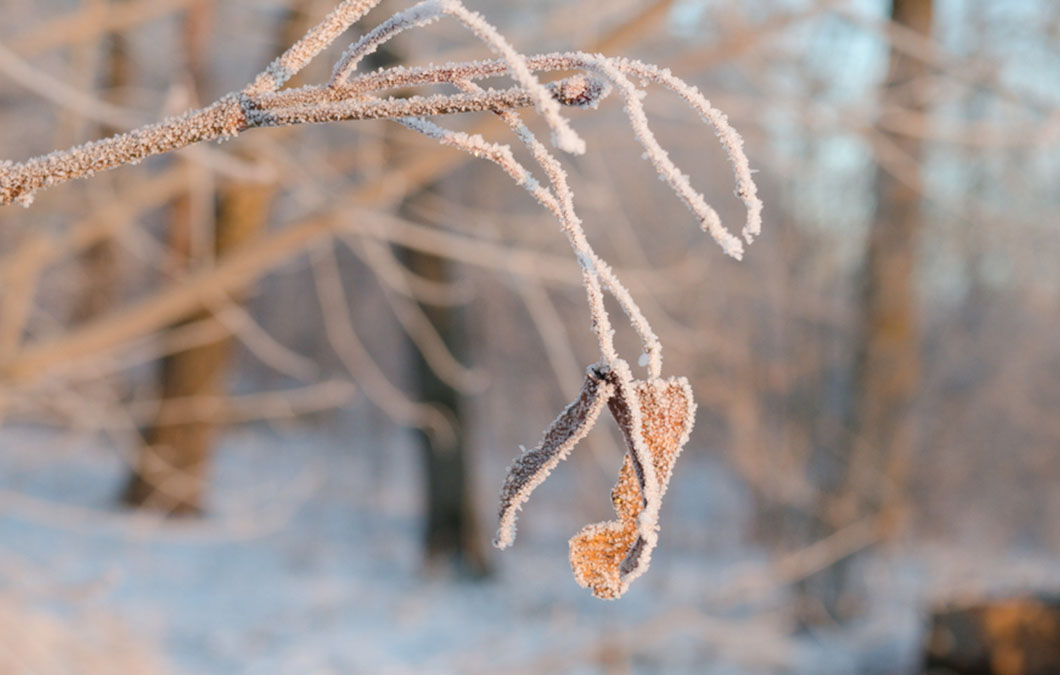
0,0,764,601
244,0,385,96
331,0,586,155
0,78,599,208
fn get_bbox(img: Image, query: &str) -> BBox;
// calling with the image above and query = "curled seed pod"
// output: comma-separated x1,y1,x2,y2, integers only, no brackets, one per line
495,365,614,549
569,376,695,599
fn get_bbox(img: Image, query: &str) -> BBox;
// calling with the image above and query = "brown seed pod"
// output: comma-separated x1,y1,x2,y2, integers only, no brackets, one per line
569,376,695,599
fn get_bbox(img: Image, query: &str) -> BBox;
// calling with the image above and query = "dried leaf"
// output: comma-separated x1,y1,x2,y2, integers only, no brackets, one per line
569,376,695,599
494,365,613,549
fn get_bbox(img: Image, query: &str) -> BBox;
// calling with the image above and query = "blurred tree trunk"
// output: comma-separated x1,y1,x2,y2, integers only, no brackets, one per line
847,0,932,535
402,245,488,576
804,0,933,619
121,1,300,514
121,181,274,514
361,5,488,574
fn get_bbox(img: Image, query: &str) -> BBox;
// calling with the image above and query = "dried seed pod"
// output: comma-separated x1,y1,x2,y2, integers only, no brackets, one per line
494,365,614,549
569,376,695,599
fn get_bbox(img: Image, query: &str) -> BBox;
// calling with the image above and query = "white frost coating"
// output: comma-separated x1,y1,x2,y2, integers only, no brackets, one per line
436,1,586,155
443,79,621,366
397,118,538,193
565,372,696,598
615,59,763,245
249,85,594,129
345,52,763,256
450,79,663,377
609,359,662,546
577,252,596,274
245,0,384,96
583,54,744,259
430,78,683,586
331,0,447,85
618,375,696,588
330,0,585,155
494,368,613,549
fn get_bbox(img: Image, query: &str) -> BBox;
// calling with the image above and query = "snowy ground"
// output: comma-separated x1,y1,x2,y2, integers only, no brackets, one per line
2,424,1059,674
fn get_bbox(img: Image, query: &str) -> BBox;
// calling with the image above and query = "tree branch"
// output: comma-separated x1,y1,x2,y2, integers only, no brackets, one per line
0,76,602,207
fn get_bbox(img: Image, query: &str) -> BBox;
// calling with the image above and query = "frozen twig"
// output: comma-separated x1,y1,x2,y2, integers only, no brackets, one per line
0,0,763,599
0,80,599,208
244,0,385,96
331,0,586,154
337,52,763,255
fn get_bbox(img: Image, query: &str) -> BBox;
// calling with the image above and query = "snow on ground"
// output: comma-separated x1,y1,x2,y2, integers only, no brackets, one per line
1,424,1059,674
